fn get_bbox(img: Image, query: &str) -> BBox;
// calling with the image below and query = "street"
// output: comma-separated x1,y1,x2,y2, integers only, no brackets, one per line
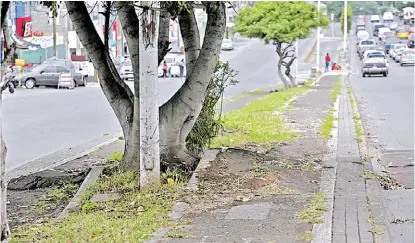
348,16,414,243
3,32,318,171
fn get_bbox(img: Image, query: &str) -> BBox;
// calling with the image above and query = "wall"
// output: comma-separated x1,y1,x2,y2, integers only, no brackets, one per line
18,44,66,64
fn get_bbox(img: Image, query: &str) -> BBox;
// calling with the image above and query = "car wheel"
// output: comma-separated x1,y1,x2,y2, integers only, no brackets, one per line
83,77,87,86
69,79,76,89
73,79,79,87
400,63,403,66
362,73,366,77
383,72,387,77
25,78,36,89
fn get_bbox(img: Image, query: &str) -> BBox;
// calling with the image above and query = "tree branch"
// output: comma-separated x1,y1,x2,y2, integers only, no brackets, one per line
158,1,171,65
103,1,112,52
178,5,200,77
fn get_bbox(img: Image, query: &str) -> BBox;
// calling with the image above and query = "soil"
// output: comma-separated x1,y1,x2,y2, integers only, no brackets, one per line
6,140,124,232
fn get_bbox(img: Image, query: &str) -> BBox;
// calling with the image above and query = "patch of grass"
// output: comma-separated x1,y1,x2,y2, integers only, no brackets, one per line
297,192,326,224
166,230,195,239
301,231,314,241
105,151,123,163
347,85,365,145
103,133,109,136
261,183,297,196
95,170,138,193
361,170,383,180
253,160,271,174
320,76,341,139
161,168,188,186
368,214,383,236
34,183,78,214
211,82,313,147
118,136,124,140
13,186,177,243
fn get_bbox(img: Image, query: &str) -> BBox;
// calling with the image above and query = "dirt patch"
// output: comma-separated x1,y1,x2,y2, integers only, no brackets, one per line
6,140,124,232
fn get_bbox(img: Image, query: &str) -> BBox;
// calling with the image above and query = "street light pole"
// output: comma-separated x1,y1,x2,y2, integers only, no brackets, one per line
316,0,321,71
343,0,348,56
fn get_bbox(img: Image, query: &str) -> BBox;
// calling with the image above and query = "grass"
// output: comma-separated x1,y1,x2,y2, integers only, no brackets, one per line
211,81,312,147
320,76,341,139
347,85,365,145
301,231,314,241
34,183,78,214
105,151,124,163
14,150,188,243
297,192,326,224
14,171,183,243
166,230,195,239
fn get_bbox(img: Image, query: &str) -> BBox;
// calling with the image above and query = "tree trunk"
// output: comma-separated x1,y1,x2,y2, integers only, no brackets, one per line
278,61,291,89
158,2,171,65
159,2,226,168
1,2,12,241
138,1,160,188
65,2,137,170
285,64,297,87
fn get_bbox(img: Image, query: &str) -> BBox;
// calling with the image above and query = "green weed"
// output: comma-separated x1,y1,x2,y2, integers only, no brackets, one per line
297,192,326,224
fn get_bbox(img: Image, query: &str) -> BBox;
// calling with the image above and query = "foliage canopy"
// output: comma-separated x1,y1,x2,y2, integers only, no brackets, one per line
233,1,329,44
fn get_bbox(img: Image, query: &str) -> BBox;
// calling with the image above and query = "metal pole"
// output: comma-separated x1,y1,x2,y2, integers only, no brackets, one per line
344,0,348,55
316,0,321,70
53,14,57,57
295,39,299,79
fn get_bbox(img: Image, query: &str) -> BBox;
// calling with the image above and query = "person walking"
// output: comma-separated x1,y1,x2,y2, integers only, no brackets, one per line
179,59,185,78
325,53,331,72
162,61,168,77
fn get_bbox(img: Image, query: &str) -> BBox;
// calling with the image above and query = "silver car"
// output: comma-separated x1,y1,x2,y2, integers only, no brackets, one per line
400,50,415,66
120,59,134,81
17,64,75,89
221,39,234,51
362,58,388,77
43,58,85,86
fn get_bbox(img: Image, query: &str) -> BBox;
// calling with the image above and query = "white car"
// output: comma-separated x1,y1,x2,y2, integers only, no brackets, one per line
394,48,408,63
370,15,380,23
389,22,399,30
390,44,408,60
356,30,370,44
120,59,133,81
362,50,386,61
221,39,234,50
378,27,391,40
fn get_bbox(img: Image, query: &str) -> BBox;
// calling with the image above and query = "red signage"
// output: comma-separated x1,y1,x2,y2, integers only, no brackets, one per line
16,16,33,38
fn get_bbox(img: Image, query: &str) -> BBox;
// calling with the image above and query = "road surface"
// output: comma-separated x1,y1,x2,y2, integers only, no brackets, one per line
349,17,414,243
3,27,324,171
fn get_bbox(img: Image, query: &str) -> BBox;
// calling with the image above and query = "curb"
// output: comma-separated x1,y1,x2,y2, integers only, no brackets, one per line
311,76,341,243
6,134,121,181
57,166,104,220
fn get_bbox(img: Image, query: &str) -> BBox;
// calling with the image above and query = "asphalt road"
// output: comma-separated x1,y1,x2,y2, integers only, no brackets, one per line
348,17,414,243
3,29,322,171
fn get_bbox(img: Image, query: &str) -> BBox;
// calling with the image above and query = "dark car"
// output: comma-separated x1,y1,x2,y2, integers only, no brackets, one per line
373,24,385,36
384,38,404,54
15,64,75,89
43,58,85,86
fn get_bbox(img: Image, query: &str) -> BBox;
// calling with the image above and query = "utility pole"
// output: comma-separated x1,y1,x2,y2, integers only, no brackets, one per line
139,1,160,189
316,0,321,70
53,13,57,57
344,0,348,56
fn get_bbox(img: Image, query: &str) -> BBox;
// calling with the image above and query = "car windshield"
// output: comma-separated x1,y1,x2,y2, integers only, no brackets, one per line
223,39,232,43
368,55,384,59
30,65,46,73
361,40,374,45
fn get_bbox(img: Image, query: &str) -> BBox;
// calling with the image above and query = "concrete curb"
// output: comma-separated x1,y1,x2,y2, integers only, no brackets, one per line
311,77,341,243
6,134,121,181
57,166,104,220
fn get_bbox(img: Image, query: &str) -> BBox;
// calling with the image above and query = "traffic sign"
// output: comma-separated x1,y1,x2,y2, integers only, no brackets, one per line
58,73,74,89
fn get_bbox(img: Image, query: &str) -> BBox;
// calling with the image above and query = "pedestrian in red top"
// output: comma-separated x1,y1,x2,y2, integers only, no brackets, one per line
162,61,168,77
325,53,331,72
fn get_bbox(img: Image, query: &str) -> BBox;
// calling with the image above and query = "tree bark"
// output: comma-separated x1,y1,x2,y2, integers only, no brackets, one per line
275,42,291,89
114,2,141,171
65,2,137,170
159,2,226,168
158,2,171,65
139,1,160,188
1,2,11,242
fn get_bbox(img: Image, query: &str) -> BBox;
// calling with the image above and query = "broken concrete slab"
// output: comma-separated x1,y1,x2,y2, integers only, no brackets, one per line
90,193,121,203
7,169,87,190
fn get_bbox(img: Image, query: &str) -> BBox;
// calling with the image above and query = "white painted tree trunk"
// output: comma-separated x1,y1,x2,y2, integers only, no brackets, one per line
139,1,160,189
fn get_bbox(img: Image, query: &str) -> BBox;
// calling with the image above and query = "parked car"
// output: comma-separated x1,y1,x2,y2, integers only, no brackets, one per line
221,39,234,50
362,58,388,77
120,59,133,81
400,49,415,66
390,44,408,59
16,64,75,89
396,28,410,39
384,38,404,54
43,58,84,86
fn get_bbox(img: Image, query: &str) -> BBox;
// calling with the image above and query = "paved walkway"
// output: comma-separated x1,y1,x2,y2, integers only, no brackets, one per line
331,76,374,243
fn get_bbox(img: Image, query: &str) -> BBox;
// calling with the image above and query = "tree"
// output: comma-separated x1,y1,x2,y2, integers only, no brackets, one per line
232,1,328,89
1,1,13,241
324,1,345,21
340,4,352,34
65,1,226,171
